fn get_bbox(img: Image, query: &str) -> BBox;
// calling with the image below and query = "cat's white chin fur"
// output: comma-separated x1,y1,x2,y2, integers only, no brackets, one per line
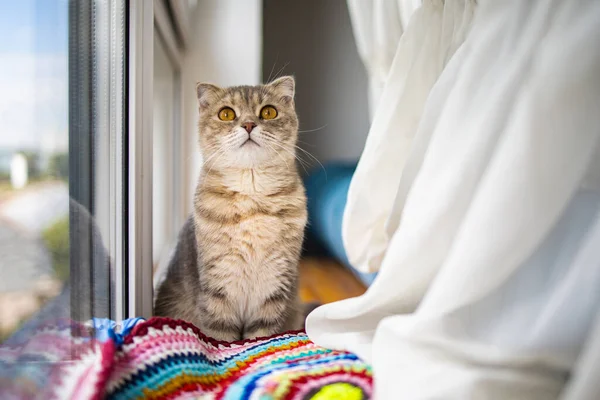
224,127,276,168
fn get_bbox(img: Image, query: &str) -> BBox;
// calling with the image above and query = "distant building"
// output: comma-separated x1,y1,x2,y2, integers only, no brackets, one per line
10,153,28,189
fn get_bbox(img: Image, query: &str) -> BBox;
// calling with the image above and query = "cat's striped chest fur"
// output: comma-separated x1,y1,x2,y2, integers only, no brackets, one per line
192,169,307,337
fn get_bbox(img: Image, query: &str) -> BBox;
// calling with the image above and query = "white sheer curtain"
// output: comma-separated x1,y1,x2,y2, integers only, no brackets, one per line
306,0,600,399
346,0,421,119
342,0,476,275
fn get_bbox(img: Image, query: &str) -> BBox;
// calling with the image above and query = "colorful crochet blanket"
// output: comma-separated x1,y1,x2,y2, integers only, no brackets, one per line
1,317,372,399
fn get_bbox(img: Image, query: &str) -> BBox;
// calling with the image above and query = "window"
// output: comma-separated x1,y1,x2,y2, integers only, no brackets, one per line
152,0,189,285
153,29,183,276
0,0,69,341
69,0,129,322
0,0,193,342
0,0,132,335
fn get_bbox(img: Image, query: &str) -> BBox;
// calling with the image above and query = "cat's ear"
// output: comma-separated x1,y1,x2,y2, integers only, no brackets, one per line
196,82,221,110
269,76,295,104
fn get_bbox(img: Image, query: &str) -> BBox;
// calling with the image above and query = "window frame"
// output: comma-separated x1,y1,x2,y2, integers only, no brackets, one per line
127,0,187,319
67,0,188,323
68,0,128,323
127,0,154,319
152,0,186,285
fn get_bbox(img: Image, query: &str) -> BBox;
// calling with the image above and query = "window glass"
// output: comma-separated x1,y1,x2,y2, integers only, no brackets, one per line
0,0,69,341
153,31,182,273
0,1,128,395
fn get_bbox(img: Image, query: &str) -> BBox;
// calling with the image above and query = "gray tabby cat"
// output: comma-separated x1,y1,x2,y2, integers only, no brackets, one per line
154,76,308,341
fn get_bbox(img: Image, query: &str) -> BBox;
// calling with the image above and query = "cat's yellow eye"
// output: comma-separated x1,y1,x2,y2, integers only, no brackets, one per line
260,105,278,120
218,107,236,121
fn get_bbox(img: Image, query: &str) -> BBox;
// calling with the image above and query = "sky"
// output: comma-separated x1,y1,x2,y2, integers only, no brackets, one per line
0,0,68,153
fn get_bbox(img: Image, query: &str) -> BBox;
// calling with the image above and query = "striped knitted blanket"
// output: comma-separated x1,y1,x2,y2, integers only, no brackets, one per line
1,317,372,399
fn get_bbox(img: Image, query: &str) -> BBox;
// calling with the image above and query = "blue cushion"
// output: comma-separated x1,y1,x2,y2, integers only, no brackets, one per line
305,163,377,286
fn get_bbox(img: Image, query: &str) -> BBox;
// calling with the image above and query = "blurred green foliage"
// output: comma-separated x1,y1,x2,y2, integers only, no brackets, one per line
47,153,69,181
42,216,70,282
17,151,41,179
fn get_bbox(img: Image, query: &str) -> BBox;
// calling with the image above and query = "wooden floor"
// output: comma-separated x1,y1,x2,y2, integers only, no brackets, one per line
298,257,366,304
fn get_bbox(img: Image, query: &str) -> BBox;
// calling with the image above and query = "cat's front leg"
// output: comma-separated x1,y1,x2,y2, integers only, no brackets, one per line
201,324,241,342
197,291,243,342
242,293,301,340
242,326,275,340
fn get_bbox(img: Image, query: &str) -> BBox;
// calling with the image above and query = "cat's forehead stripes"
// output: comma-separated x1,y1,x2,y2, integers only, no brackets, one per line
220,86,269,108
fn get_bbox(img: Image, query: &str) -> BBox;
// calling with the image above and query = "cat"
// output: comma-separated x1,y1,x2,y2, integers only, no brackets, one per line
154,76,308,341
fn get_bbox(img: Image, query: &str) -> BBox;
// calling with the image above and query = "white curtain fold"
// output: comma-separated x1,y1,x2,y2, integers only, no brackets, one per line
307,0,600,398
346,0,421,119
343,0,476,275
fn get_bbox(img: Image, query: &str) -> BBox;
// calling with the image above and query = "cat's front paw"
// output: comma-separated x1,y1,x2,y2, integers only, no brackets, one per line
201,327,241,342
243,327,276,341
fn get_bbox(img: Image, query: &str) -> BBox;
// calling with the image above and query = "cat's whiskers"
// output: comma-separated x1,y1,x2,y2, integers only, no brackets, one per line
262,130,326,178
201,140,231,170
203,136,238,178
293,144,324,168
298,124,328,134
200,149,222,170
294,144,327,181
296,139,316,148
260,131,306,166
271,62,290,83
261,135,310,175
256,136,290,170
205,149,228,179
266,55,279,83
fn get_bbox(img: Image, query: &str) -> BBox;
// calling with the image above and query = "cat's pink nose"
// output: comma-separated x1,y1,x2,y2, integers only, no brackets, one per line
242,121,256,133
